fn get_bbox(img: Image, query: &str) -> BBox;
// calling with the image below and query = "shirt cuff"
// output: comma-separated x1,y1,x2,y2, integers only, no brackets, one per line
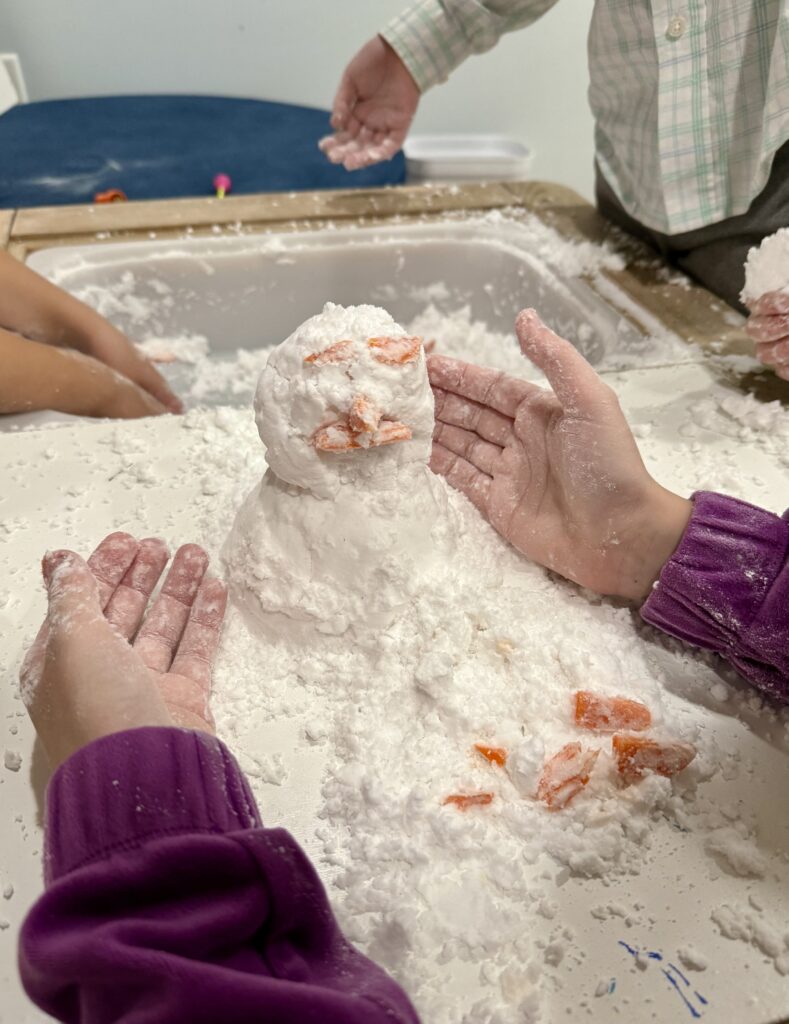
44,727,261,884
382,0,475,91
640,491,788,660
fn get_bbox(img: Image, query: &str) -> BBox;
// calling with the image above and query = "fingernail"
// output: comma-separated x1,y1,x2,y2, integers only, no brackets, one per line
42,549,72,585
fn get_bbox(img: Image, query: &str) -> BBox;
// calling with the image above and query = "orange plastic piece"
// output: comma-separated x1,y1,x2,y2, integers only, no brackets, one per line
94,189,128,204
349,394,382,434
304,340,354,365
474,743,508,767
574,691,652,733
368,335,422,365
612,734,696,785
536,742,599,810
443,792,494,811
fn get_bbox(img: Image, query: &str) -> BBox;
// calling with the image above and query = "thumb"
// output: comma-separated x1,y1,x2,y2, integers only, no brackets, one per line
515,308,609,415
20,551,100,700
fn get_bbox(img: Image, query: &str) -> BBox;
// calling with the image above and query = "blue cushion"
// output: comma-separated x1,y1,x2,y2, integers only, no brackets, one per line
0,95,405,208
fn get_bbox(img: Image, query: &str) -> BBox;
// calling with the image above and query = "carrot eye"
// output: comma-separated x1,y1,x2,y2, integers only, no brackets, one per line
304,340,354,365
368,336,422,365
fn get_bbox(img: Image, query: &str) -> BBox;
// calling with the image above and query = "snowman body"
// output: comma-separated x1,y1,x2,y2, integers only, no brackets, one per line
224,303,454,639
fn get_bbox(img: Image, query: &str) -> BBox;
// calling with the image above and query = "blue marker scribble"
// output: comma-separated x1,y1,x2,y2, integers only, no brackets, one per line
618,941,709,1018
662,968,701,1019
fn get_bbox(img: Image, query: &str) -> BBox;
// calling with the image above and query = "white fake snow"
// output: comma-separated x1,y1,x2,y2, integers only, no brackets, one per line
742,227,789,303
4,210,789,1021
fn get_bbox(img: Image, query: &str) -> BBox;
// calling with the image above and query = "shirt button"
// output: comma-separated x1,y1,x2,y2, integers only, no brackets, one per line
666,14,687,39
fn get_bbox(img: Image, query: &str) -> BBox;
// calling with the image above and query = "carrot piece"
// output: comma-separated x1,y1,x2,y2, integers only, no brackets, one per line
348,394,382,434
304,340,354,365
574,691,652,733
311,421,360,452
536,742,599,810
371,420,412,446
612,734,696,785
474,743,508,767
368,335,422,365
312,418,412,453
442,792,494,811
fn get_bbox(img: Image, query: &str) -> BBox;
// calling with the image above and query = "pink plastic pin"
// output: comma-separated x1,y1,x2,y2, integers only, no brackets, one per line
213,173,232,199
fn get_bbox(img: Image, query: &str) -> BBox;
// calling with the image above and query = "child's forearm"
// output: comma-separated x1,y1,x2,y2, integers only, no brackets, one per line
0,328,165,418
0,252,182,412
0,251,102,352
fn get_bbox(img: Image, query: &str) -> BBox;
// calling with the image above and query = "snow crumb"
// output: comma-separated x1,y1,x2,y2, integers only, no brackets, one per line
676,945,708,971
742,227,789,302
705,827,768,878
135,334,209,365
712,904,789,975
4,749,21,772
236,750,287,786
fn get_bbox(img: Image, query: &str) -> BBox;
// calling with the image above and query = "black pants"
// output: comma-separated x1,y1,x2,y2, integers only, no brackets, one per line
595,141,789,314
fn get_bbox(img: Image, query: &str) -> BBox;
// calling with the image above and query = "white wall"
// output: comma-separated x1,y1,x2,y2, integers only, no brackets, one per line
0,0,595,199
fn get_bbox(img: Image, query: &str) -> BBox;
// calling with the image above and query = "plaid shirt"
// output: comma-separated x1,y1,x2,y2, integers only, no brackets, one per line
382,0,789,234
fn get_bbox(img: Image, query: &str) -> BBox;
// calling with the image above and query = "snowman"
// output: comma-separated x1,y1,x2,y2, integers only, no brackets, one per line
223,302,454,639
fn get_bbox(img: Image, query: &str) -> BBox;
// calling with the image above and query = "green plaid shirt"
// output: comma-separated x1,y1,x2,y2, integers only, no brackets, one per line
383,0,789,234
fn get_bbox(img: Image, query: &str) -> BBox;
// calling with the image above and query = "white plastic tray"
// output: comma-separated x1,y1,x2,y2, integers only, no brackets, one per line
404,134,532,181
1,222,787,1024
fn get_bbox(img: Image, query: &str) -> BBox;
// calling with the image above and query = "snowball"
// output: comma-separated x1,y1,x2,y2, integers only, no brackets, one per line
741,228,789,303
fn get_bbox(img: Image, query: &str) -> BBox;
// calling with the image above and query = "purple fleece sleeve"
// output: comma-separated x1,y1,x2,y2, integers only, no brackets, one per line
19,727,420,1024
641,491,789,703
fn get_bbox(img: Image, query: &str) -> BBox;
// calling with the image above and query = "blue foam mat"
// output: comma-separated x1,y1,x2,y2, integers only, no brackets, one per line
0,95,405,208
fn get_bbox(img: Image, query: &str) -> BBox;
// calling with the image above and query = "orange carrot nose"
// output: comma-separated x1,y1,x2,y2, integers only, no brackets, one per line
348,394,382,434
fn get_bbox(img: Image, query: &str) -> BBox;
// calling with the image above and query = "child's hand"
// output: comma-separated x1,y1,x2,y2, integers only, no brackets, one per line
81,320,183,412
428,310,692,601
0,250,183,413
745,291,789,381
20,534,227,770
92,363,171,418
319,36,420,171
0,330,169,418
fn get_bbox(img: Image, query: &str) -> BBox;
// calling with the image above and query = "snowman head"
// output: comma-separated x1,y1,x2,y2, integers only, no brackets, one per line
255,303,434,498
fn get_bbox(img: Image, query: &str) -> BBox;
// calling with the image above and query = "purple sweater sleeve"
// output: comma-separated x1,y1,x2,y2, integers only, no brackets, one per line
641,491,789,703
19,727,420,1024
